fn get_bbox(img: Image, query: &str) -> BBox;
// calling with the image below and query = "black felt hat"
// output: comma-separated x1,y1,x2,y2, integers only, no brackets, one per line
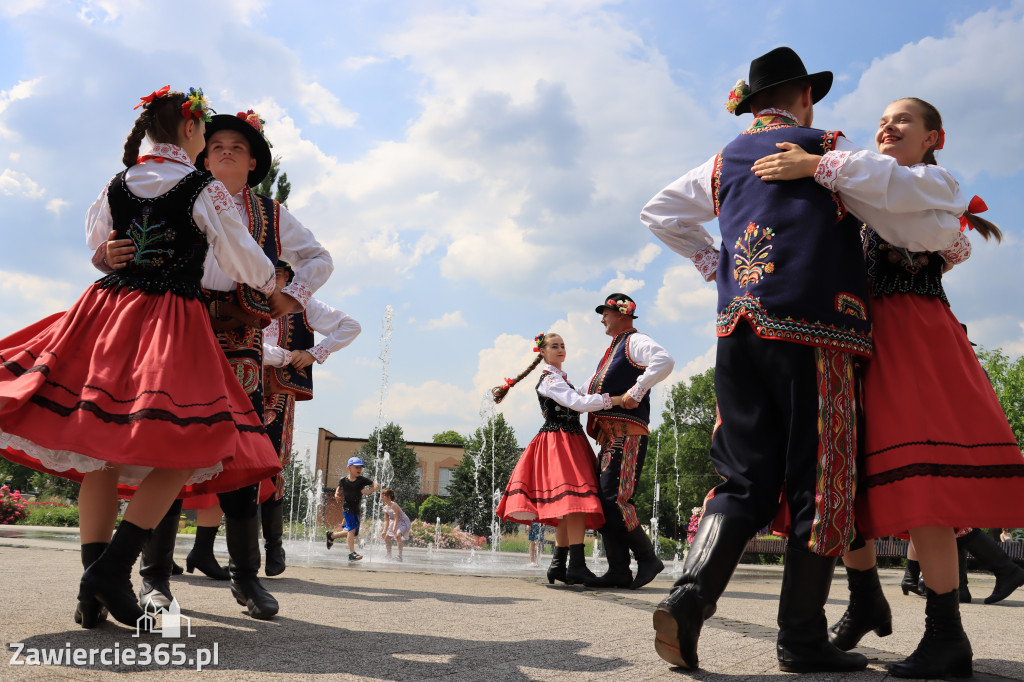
595,293,638,319
731,46,832,117
197,111,272,187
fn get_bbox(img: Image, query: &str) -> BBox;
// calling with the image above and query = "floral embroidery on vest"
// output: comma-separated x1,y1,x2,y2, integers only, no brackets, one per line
732,221,776,286
834,292,867,321
128,205,174,266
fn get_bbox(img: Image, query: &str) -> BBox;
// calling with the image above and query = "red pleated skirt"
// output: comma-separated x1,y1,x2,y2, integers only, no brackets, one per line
855,293,1024,539
0,283,281,496
496,430,605,530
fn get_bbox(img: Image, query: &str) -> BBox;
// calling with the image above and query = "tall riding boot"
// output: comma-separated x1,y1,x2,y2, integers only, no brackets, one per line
547,545,568,585
776,548,868,673
74,542,108,628
565,543,599,586
653,513,751,669
828,565,893,650
589,530,632,588
888,588,973,679
78,520,152,626
625,526,664,589
225,514,279,619
901,558,925,596
955,541,972,603
261,499,286,577
186,525,229,580
139,499,181,610
960,528,1024,604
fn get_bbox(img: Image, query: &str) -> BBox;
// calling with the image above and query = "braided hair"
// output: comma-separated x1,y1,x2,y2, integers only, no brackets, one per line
121,90,189,168
899,97,1001,242
491,332,560,404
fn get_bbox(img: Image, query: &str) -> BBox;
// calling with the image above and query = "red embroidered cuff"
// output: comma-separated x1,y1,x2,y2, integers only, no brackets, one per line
814,150,849,192
282,281,312,309
939,230,972,265
256,272,277,296
692,245,719,282
282,350,294,367
628,384,647,402
310,343,330,364
601,393,613,410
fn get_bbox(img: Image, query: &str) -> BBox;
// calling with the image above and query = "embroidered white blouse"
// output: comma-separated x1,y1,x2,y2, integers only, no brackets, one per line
85,143,275,294
641,112,966,281
537,365,613,412
262,297,362,367
582,332,675,403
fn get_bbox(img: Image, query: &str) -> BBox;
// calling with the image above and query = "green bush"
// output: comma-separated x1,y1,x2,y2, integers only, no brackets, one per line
418,495,454,524
656,535,681,558
20,502,79,527
401,501,418,521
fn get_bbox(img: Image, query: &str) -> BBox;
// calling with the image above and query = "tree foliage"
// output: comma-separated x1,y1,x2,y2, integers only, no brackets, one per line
446,413,521,539
356,422,420,507
0,459,80,503
256,157,291,206
432,430,468,447
976,347,1024,449
418,495,455,524
634,367,719,542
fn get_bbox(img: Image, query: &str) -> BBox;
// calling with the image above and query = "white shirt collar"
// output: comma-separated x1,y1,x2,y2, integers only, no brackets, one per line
753,107,800,123
143,143,195,168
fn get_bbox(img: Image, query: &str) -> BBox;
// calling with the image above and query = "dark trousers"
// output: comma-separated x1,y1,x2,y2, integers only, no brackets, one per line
598,434,648,532
704,322,857,555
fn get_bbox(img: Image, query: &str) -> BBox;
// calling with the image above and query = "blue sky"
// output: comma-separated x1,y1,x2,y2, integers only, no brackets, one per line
2,0,1023,462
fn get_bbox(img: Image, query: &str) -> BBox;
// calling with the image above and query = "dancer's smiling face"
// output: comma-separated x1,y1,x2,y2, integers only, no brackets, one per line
539,335,566,367
875,99,938,167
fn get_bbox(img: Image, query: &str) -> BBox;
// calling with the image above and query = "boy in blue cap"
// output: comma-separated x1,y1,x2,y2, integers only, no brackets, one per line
326,457,380,560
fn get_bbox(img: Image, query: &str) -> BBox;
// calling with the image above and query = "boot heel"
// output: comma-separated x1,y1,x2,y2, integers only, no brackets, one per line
901,584,909,595
874,621,893,637
186,559,196,574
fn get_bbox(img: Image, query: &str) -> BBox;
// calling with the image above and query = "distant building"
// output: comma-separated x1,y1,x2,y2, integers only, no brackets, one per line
315,428,464,526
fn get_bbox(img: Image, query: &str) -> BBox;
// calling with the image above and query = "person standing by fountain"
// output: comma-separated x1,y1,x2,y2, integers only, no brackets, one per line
493,333,616,586
327,457,380,561
583,294,674,591
380,488,411,561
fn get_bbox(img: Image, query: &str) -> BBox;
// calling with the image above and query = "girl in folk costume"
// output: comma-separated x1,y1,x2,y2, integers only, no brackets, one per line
493,333,617,586
753,97,1024,679
0,87,281,628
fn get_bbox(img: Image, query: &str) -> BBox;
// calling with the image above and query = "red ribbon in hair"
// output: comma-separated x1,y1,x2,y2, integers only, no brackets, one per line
934,128,945,150
959,195,988,231
134,85,170,110
503,377,515,389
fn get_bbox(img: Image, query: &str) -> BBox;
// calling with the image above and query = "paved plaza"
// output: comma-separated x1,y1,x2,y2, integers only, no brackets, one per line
1,528,1022,681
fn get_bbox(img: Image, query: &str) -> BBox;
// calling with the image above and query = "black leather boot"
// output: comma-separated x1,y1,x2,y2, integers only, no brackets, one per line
78,520,152,627
625,526,664,589
225,515,279,619
901,558,925,596
828,565,893,650
139,499,181,610
74,542,108,628
261,499,286,577
589,531,632,588
653,513,750,669
565,543,599,586
960,528,1024,604
186,525,229,580
776,548,868,673
547,545,568,584
955,541,972,604
888,588,973,679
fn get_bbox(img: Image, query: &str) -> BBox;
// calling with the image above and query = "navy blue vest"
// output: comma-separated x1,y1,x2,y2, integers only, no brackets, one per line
266,311,315,401
713,118,872,356
586,329,651,428
100,170,214,299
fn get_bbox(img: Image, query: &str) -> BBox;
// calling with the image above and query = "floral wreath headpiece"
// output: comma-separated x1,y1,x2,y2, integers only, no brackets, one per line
533,333,546,352
238,109,273,148
607,298,636,316
725,79,751,114
182,87,214,122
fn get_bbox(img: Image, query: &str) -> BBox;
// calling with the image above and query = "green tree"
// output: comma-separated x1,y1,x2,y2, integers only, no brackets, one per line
976,347,1024,449
446,413,521,539
635,367,719,543
256,157,291,206
0,460,79,502
432,430,468,447
357,422,420,506
419,495,455,524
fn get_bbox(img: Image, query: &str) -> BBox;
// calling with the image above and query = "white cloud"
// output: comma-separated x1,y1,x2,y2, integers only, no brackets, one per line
419,311,468,331
45,198,69,215
611,243,661,272
0,169,44,198
0,270,78,329
298,82,358,129
651,263,717,323
0,78,43,137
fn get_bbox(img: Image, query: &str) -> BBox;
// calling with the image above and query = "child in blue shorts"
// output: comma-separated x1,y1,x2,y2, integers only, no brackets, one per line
326,457,380,561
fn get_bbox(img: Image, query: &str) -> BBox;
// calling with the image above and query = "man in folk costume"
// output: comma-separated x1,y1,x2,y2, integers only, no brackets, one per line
584,293,674,590
257,261,361,575
125,110,333,619
642,47,964,672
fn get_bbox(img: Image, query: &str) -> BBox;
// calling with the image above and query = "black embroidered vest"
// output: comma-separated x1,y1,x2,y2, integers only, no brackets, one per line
266,311,315,401
863,228,949,305
586,329,651,428
233,188,280,320
713,119,872,356
536,372,584,435
99,170,214,299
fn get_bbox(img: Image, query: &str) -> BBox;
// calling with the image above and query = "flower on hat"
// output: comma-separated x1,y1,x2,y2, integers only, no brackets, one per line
181,87,214,122
606,298,635,315
236,109,273,148
725,79,750,114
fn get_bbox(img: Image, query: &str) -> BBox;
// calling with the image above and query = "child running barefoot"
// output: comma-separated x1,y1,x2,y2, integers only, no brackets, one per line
494,333,616,586
326,456,380,560
380,488,411,561
0,86,281,628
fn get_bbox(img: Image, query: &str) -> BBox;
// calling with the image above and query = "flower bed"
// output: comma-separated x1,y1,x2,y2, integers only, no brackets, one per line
0,485,27,524
406,519,486,550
